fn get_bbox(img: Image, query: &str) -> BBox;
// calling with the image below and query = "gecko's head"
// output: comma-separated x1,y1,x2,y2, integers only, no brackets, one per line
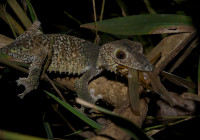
98,39,153,73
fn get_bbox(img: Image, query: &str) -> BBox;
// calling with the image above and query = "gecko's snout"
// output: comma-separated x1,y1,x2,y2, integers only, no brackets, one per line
132,59,153,72
143,62,153,72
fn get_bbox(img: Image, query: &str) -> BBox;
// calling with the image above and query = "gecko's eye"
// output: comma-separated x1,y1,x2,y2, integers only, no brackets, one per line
116,50,126,59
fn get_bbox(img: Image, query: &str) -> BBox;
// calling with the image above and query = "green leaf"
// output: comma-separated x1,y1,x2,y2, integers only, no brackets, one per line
44,90,102,130
81,14,194,35
0,129,46,140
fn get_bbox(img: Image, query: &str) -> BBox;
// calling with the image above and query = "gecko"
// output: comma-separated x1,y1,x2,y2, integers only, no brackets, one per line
0,21,152,105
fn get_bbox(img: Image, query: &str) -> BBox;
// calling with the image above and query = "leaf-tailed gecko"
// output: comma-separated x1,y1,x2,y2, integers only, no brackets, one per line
0,21,152,105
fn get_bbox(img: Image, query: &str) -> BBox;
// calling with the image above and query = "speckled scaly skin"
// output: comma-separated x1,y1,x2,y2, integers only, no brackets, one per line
0,21,152,103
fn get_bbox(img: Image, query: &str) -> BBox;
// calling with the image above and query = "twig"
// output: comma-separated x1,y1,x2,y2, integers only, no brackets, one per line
100,0,105,21
143,0,157,14
92,0,99,44
44,74,67,102
64,11,82,25
41,35,54,78
116,0,128,16
0,58,28,74
169,37,199,73
198,56,200,96
51,103,76,132
153,31,197,76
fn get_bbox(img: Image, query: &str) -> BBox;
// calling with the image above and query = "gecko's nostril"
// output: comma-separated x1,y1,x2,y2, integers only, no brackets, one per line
146,63,153,71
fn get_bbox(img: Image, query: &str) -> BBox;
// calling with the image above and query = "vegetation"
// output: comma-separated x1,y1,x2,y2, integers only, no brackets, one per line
0,0,199,139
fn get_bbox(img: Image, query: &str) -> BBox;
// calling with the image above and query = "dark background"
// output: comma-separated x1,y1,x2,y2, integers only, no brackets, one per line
0,0,199,138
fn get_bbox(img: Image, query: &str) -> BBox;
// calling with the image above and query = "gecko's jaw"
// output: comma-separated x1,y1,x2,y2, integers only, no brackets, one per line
116,61,153,77
116,64,129,76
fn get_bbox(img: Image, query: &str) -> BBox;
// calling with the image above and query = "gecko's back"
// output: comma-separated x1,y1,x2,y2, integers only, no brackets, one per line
47,34,100,74
0,34,101,75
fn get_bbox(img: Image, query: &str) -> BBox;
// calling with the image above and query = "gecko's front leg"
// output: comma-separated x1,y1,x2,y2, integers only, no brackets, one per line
75,68,102,109
17,48,48,99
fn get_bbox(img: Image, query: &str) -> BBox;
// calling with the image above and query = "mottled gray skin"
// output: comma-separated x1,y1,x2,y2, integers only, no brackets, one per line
0,21,152,104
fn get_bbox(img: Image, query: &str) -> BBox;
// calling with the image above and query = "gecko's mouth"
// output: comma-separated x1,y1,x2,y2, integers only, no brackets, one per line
117,64,129,76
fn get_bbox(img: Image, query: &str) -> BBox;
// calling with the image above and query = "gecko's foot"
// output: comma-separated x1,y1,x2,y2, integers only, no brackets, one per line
16,77,39,99
89,88,103,103
78,94,102,113
90,93,103,103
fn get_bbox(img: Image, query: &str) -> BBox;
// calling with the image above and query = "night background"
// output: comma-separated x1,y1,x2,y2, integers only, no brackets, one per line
0,0,200,139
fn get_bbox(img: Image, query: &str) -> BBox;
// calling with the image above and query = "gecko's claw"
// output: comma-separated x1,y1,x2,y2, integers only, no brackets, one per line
17,93,26,99
16,77,39,99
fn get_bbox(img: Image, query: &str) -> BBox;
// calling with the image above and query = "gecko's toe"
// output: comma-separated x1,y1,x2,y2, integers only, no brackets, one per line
89,90,103,103
16,77,27,86
18,93,26,99
16,77,39,99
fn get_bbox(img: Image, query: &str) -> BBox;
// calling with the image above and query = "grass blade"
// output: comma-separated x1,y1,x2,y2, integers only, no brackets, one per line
44,90,102,130
0,4,24,35
26,0,38,21
6,0,32,29
43,113,54,139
